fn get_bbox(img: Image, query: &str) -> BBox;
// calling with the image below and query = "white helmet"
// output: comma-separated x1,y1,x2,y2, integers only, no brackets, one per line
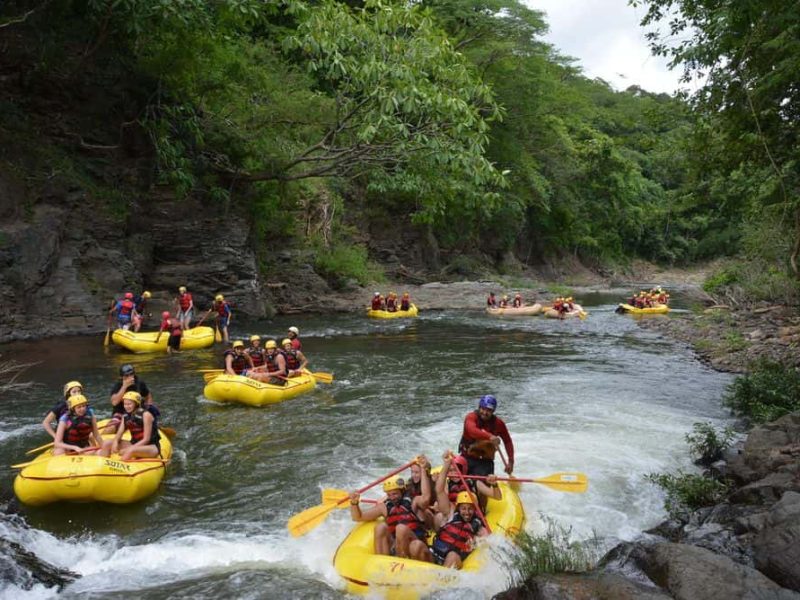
288,326,299,335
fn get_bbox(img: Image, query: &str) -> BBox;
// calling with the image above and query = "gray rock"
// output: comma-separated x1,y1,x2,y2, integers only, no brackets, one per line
730,471,800,505
753,492,800,592
494,572,671,600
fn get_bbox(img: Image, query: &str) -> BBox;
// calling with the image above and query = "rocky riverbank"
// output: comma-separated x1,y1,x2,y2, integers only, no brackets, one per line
498,411,800,600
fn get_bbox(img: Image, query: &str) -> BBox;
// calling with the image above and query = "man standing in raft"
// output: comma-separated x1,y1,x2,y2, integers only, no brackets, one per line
213,294,232,343
175,285,194,330
458,395,514,476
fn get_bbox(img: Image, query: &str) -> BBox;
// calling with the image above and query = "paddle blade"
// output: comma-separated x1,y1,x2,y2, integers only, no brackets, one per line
579,311,588,321
321,488,350,505
312,372,334,384
534,472,588,493
11,461,34,469
104,327,110,347
287,502,337,537
214,324,222,343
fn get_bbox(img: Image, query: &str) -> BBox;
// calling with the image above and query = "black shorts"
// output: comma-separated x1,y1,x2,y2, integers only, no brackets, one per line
466,456,494,476
168,334,181,350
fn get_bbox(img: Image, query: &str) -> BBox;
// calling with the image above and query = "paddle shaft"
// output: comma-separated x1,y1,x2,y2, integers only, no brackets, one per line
450,462,491,534
196,308,214,328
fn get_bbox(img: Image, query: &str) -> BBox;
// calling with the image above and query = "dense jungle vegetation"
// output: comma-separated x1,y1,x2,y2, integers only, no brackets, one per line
1,0,797,301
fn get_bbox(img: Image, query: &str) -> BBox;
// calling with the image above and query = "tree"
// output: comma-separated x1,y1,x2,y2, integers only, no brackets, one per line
632,0,800,277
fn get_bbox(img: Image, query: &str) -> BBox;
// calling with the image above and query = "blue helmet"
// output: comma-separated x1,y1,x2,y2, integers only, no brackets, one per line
479,395,497,411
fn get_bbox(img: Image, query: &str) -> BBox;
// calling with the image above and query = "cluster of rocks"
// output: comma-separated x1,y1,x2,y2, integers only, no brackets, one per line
499,412,800,599
638,305,800,372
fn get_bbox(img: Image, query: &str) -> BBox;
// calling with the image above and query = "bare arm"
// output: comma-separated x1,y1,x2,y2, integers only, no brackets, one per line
349,492,386,522
42,411,58,439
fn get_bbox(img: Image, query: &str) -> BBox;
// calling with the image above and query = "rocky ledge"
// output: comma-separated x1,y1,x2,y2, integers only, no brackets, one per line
497,411,800,600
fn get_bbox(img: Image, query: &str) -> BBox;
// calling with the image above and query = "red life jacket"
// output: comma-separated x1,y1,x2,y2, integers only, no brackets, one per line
447,478,478,503
400,299,411,311
216,301,229,317
283,349,300,370
179,293,192,311
512,298,522,307
224,349,248,374
384,497,422,534
386,297,397,311
124,408,159,445
247,347,265,368
458,411,501,458
371,297,383,310
435,513,482,555
119,300,134,317
265,352,283,374
63,414,93,446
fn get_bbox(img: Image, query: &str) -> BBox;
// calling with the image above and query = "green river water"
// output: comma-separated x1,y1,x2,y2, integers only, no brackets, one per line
0,293,734,599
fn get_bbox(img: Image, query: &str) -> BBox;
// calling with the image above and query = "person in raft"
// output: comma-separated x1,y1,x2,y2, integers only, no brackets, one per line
107,364,156,433
371,292,384,310
281,338,308,377
498,295,509,308
385,292,399,312
224,340,255,375
42,380,84,439
248,340,287,385
111,391,161,460
349,467,431,559
486,292,497,308
511,293,523,308
213,294,232,343
409,451,494,568
175,285,194,330
458,394,514,476
286,326,302,350
400,292,412,311
247,335,266,368
53,394,108,456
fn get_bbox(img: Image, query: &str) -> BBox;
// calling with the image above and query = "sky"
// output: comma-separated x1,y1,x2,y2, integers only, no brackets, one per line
527,0,685,94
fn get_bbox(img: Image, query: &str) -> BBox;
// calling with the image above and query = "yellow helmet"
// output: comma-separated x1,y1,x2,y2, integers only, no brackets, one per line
281,338,292,347
232,340,244,349
265,340,277,349
143,291,151,299
67,394,88,410
62,380,83,397
215,294,224,302
383,476,405,493
122,391,142,405
179,286,187,293
455,491,475,506
250,335,260,342
566,297,573,302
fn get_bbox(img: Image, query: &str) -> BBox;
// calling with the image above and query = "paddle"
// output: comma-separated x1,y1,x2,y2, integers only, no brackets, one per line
195,308,214,328
311,371,334,384
104,299,114,346
449,456,491,533
25,440,56,455
287,459,417,537
214,317,222,343
321,488,379,506
12,446,101,469
462,472,588,494
497,447,520,492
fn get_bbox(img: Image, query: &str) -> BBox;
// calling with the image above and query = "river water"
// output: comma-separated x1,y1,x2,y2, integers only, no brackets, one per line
0,294,734,599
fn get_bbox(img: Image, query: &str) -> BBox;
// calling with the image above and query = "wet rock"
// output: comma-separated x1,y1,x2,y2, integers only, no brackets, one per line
0,536,78,591
624,541,798,600
494,572,670,600
730,471,800,505
753,492,800,592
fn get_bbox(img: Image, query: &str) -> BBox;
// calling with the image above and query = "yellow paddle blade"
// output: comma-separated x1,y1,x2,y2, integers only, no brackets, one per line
214,324,222,343
312,372,334,384
534,472,588,493
321,488,350,505
287,502,338,537
578,310,588,321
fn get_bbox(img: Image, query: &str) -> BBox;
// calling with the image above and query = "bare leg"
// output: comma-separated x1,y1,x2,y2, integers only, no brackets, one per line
443,552,463,569
409,539,432,562
395,525,414,558
374,523,391,556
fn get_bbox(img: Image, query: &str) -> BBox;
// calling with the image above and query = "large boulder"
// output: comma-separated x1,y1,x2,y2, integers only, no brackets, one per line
753,492,800,592
495,572,671,600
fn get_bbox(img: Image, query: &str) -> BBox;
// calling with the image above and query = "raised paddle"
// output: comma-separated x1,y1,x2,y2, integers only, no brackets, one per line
462,472,588,494
288,459,417,537
449,456,491,533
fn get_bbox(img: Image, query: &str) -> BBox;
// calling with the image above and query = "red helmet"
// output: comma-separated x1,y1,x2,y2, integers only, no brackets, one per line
162,311,170,319
451,455,468,473
124,292,134,300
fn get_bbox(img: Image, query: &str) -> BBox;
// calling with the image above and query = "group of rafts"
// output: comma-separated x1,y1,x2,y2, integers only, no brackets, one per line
487,295,587,319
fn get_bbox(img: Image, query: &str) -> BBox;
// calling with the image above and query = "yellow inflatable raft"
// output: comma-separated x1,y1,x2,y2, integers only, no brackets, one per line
617,303,670,315
543,305,586,319
486,303,542,316
112,326,215,353
203,372,317,406
368,304,419,319
13,425,172,506
333,481,525,598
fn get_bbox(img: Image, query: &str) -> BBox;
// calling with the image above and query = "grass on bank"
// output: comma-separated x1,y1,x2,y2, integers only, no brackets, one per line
502,518,599,587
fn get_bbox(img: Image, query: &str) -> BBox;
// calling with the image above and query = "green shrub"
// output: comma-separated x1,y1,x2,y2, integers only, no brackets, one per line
313,240,384,288
646,472,728,520
703,267,738,295
723,360,800,423
501,518,599,587
685,422,735,465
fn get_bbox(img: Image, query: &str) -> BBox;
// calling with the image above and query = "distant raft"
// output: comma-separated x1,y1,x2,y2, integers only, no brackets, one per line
333,480,525,597
617,303,670,315
542,304,587,319
367,304,419,319
112,326,215,353
203,372,317,406
486,303,542,316
13,424,172,506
